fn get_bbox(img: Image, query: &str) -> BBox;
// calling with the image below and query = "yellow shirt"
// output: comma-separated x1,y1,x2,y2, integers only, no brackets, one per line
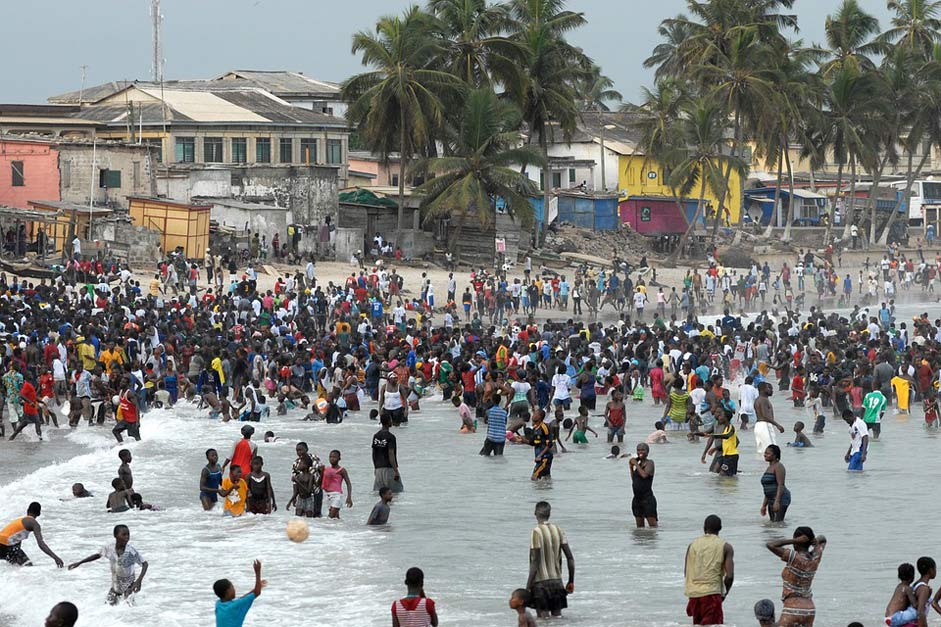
211,357,226,385
149,278,161,296
721,424,738,456
891,376,911,410
100,349,123,373
221,477,247,516
685,534,726,598
78,343,97,369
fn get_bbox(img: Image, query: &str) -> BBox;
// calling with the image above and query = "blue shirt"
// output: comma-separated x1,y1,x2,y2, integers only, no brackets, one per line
486,405,508,443
216,592,255,627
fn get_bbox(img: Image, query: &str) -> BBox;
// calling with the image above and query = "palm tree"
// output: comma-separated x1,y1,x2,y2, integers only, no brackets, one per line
427,0,523,87
507,0,590,227
810,67,881,242
579,64,623,112
342,6,465,231
629,79,691,246
667,97,745,261
877,0,941,58
755,42,820,241
643,15,696,80
413,88,543,251
877,45,941,244
697,27,776,241
820,0,881,76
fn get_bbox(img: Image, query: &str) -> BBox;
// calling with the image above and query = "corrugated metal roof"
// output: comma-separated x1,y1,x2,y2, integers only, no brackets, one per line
137,88,268,123
215,71,340,96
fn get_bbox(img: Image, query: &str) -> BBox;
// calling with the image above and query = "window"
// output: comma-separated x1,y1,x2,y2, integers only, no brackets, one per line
391,173,399,187
144,138,163,162
256,138,271,163
279,138,293,163
133,161,141,188
299,138,316,164
231,138,247,164
326,139,342,164
204,137,223,163
552,172,562,188
99,169,121,188
568,169,576,184
11,161,23,187
175,137,195,163
61,160,71,188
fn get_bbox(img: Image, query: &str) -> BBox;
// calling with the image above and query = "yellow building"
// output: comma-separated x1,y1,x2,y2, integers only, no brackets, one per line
617,154,743,223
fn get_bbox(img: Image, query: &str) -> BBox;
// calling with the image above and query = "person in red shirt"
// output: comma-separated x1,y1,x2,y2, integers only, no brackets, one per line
37,369,57,427
9,380,42,441
223,425,257,476
392,567,438,627
112,390,141,444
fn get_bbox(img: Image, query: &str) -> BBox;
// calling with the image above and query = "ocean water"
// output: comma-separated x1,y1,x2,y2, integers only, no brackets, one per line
0,328,937,625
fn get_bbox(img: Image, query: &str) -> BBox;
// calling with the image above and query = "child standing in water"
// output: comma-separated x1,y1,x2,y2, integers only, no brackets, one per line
199,448,223,511
452,396,475,433
604,390,626,444
510,588,537,627
322,450,353,519
565,405,598,444
68,524,148,605
287,457,317,518
246,456,277,515
807,388,825,434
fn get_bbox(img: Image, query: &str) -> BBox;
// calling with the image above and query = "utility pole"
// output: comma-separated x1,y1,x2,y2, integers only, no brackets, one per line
150,0,162,83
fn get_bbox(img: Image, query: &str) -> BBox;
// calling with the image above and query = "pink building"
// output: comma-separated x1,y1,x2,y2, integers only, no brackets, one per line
0,139,60,209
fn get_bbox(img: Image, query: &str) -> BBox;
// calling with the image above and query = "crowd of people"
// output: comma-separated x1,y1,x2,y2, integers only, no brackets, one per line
3,236,941,626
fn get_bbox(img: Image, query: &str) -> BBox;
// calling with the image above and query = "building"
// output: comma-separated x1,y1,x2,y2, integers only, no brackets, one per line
523,111,635,194
0,136,156,211
212,70,346,117
0,104,98,139
617,154,744,224
128,196,210,259
48,76,350,185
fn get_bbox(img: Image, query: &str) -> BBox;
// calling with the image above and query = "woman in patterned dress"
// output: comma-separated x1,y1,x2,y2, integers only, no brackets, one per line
766,527,827,626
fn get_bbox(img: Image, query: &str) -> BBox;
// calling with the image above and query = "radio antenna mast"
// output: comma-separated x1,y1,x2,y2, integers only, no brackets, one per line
150,0,163,83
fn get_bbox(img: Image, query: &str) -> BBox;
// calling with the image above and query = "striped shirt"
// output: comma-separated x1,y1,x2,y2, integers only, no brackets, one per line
486,405,508,443
530,522,567,583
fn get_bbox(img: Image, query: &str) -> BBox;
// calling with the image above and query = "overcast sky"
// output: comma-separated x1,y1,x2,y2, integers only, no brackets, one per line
1,0,895,104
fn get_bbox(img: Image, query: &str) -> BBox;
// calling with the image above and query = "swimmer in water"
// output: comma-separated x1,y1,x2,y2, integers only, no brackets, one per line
213,560,266,626
72,483,93,498
787,421,813,448
44,602,78,627
68,524,148,605
200,448,223,510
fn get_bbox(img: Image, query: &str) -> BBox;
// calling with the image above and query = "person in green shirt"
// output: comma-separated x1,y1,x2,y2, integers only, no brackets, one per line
862,382,887,440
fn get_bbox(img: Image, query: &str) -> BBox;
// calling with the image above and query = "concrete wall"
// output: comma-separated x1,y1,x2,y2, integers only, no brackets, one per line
0,139,60,208
162,169,231,202
210,203,293,240
89,218,162,265
230,165,338,227
57,143,157,209
335,227,363,263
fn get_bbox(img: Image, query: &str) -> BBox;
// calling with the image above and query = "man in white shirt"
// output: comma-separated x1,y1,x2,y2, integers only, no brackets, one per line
843,410,869,471
738,378,759,431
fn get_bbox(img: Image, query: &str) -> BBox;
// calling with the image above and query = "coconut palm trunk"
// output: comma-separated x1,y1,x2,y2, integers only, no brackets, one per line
867,154,890,246
672,176,709,262
879,150,930,245
841,155,857,240
782,149,796,242
763,147,785,237
710,110,742,242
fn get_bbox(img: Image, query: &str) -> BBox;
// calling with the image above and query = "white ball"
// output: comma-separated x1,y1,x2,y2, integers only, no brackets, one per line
286,518,310,543
112,395,120,406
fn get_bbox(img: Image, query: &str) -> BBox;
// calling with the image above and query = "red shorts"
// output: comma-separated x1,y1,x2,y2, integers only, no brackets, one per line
686,594,723,625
